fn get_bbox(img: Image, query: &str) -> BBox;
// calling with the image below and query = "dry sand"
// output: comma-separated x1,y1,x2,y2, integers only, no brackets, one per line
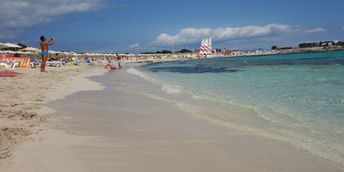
0,65,105,170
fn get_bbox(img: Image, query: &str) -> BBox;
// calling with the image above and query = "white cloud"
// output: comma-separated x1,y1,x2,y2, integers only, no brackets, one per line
129,43,140,49
0,0,111,39
155,24,294,46
304,27,328,34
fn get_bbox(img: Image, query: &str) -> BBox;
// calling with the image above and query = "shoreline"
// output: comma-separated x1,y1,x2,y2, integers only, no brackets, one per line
0,65,105,169
2,67,343,171
128,65,344,167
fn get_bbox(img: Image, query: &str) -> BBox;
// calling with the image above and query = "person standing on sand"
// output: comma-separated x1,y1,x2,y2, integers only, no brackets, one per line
40,35,55,72
116,54,122,69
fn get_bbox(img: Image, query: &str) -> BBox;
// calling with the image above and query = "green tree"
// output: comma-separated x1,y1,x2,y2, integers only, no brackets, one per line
17,43,27,48
178,49,192,53
159,50,172,54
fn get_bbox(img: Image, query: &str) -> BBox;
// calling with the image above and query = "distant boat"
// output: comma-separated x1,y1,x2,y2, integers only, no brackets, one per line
199,38,216,58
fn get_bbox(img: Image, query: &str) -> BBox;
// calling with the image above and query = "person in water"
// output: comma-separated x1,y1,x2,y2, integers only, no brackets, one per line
40,35,55,72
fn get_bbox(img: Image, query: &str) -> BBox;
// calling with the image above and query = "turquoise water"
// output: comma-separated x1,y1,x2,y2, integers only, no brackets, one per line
128,50,344,164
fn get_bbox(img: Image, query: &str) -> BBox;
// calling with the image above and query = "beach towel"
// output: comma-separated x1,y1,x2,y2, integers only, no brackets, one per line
0,70,21,77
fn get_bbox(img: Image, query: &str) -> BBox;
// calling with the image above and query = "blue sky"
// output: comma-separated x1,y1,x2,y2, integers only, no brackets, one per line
0,0,343,53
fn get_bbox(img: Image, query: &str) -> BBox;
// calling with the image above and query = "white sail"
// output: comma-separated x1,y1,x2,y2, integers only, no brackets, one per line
200,39,205,54
206,38,212,54
208,38,212,48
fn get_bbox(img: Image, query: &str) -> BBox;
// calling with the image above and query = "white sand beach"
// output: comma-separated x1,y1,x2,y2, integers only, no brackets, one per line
1,67,342,172
0,65,105,170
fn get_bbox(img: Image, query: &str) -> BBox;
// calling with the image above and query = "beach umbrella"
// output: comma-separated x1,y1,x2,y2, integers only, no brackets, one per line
0,43,7,49
22,47,40,52
13,51,31,54
49,50,60,55
1,50,16,54
3,43,21,48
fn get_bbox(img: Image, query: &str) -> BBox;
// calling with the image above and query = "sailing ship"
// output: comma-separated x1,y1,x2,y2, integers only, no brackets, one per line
199,38,216,58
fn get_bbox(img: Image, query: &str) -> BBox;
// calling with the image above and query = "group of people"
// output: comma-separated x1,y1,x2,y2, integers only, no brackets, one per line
40,35,122,72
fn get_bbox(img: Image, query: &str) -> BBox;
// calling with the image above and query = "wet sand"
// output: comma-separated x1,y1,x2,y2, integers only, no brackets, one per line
5,69,344,172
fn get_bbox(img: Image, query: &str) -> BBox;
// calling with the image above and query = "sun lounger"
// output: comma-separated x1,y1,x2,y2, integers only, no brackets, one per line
0,63,9,69
46,61,63,67
0,61,19,69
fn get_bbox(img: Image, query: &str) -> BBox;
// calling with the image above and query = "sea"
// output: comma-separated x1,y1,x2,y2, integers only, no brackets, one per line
127,50,344,165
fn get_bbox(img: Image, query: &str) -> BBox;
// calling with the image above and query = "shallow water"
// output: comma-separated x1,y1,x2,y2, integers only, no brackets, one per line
129,50,344,165
46,70,343,172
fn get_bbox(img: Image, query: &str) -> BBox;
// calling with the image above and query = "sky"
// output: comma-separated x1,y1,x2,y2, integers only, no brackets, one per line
0,0,343,53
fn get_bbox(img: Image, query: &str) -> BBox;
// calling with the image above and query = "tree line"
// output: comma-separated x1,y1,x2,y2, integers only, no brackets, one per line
141,49,192,54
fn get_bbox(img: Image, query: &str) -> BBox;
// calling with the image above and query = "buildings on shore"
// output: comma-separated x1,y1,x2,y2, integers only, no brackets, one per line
213,40,344,57
298,40,344,48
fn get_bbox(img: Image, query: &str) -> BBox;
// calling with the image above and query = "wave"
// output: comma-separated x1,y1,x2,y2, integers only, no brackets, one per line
161,84,181,94
127,67,182,95
127,67,154,82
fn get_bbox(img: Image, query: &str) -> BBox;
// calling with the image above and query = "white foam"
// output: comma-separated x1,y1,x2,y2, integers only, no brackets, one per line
127,67,182,95
127,67,154,82
127,67,146,78
192,95,202,99
162,84,181,94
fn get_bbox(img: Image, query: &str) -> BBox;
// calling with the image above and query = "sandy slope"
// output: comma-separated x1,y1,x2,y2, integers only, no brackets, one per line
0,65,104,162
